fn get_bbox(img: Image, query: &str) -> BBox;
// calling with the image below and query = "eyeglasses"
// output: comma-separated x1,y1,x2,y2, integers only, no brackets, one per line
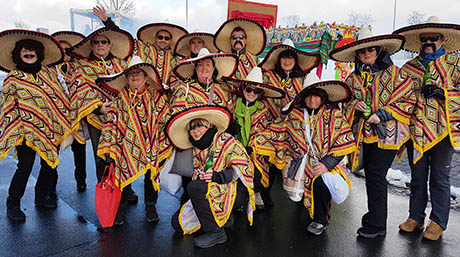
91,40,110,45
420,36,442,43
23,54,36,59
356,46,378,55
157,35,171,41
245,87,263,94
231,35,246,40
127,71,145,77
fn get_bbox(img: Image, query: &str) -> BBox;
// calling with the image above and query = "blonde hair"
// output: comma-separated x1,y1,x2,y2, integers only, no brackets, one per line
188,118,213,132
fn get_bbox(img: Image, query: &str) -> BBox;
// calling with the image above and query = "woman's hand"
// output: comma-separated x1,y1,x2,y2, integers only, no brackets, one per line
100,101,113,115
365,113,381,125
311,162,328,177
355,101,367,112
93,6,108,22
199,169,213,182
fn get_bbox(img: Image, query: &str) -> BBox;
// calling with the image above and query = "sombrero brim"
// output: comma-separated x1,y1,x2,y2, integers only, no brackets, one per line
329,34,405,62
222,76,285,99
214,18,267,56
51,31,85,47
259,44,321,72
282,80,351,114
96,63,163,95
137,23,188,50
173,53,238,80
393,23,460,53
174,32,218,58
0,29,64,72
68,28,134,60
165,105,231,150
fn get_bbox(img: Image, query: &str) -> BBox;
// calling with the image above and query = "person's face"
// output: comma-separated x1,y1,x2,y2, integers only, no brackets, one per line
156,31,172,50
189,125,208,141
90,35,111,59
60,41,72,62
304,95,323,109
419,33,444,54
230,31,247,51
196,59,214,81
356,46,378,65
280,56,296,72
190,37,205,55
243,86,263,103
20,48,37,64
127,68,147,90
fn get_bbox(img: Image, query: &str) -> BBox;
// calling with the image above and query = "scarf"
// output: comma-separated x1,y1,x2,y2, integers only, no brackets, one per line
232,47,246,56
419,46,446,67
235,97,260,146
189,127,218,150
15,60,42,75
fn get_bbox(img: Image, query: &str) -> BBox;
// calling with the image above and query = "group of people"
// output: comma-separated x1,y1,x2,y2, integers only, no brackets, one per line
0,5,458,248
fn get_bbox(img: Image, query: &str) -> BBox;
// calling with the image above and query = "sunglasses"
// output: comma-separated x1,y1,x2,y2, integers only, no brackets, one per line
127,71,145,77
245,87,263,95
420,36,442,43
356,46,378,55
231,35,246,40
23,54,36,59
157,35,171,41
91,40,110,45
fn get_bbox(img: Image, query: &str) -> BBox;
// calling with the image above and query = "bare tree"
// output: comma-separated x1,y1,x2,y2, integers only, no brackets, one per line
346,11,375,27
407,11,426,25
14,19,30,30
94,0,135,16
280,15,301,27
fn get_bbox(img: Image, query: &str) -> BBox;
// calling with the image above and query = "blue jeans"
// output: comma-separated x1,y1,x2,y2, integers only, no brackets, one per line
406,137,453,230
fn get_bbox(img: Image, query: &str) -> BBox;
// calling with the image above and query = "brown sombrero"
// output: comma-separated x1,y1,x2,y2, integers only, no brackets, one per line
393,16,460,53
51,31,85,47
137,23,188,50
223,67,285,99
259,38,320,73
329,27,405,62
214,18,267,56
165,105,232,150
0,29,64,72
173,48,238,80
68,27,134,60
174,32,218,58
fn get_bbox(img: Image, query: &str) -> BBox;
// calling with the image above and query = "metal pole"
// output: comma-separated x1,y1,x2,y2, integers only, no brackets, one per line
186,0,189,30
392,0,397,30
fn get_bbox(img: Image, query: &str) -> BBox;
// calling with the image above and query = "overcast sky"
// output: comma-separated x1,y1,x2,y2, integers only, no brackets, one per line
1,0,460,36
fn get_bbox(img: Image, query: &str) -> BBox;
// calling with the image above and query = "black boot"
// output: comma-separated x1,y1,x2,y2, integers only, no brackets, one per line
35,191,57,209
126,187,138,205
194,228,228,248
7,199,25,222
76,181,87,192
146,202,159,223
114,202,127,226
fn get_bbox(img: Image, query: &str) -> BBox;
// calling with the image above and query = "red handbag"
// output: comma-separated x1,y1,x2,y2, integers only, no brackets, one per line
95,163,122,228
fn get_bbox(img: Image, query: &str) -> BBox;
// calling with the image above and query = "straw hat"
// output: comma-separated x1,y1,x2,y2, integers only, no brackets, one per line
282,73,351,114
174,32,218,58
223,67,285,99
165,105,232,150
51,31,85,47
329,27,405,62
137,23,188,50
214,18,267,55
68,27,134,60
0,29,64,72
173,48,238,80
393,16,460,53
259,38,320,73
96,56,162,95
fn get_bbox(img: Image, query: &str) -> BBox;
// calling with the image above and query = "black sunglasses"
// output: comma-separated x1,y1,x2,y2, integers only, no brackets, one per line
420,36,442,43
356,46,378,55
157,35,171,41
245,87,263,94
91,40,110,45
231,35,246,40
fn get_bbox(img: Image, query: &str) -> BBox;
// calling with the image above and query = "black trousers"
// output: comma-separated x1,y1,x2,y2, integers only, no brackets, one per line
260,165,281,204
7,144,57,206
87,120,105,182
361,142,397,230
120,170,158,205
71,140,86,185
312,176,332,225
172,180,248,233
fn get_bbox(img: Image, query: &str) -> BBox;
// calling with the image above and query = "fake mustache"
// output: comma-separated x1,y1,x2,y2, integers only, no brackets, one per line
23,54,36,59
233,41,243,48
421,43,436,52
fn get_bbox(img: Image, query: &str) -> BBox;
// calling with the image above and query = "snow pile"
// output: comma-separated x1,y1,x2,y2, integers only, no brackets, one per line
451,186,460,202
386,168,411,188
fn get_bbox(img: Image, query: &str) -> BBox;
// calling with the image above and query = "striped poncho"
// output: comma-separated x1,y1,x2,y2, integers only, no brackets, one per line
234,52,259,80
97,86,169,190
135,41,178,86
401,54,460,163
177,132,255,234
343,65,416,170
0,67,74,168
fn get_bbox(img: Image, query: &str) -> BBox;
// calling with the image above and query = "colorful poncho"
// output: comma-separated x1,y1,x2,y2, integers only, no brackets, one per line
0,67,74,168
253,106,356,217
343,65,415,170
177,132,255,234
233,52,259,80
97,86,170,190
401,54,460,163
135,41,178,86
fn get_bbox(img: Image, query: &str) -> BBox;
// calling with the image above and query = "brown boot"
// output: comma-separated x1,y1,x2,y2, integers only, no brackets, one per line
422,220,443,241
399,218,424,232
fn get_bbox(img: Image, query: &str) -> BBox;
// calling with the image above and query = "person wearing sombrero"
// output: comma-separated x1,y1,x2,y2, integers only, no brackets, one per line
393,16,460,240
253,73,356,235
174,32,218,59
214,18,266,79
52,30,88,192
96,56,168,225
330,27,416,238
223,66,284,209
0,29,74,221
93,5,188,87
166,105,255,248
259,38,320,121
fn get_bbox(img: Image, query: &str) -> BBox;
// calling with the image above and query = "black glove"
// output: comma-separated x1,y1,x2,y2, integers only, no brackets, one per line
225,119,241,136
422,84,445,100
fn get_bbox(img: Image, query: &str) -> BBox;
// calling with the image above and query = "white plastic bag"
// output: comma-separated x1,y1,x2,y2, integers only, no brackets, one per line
282,155,307,202
159,149,182,195
321,172,349,204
